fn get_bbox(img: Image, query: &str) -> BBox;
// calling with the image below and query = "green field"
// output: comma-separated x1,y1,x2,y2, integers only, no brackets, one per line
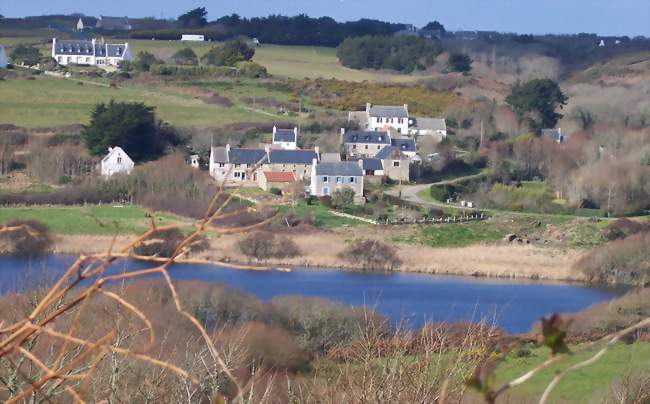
494,342,650,403
275,200,361,228
0,205,190,235
0,76,281,128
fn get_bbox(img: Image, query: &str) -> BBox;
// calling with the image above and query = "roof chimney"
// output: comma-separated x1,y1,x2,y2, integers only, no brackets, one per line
272,125,277,135
226,144,231,152
358,159,364,170
264,144,270,153
314,146,320,157
403,104,409,115
366,102,371,112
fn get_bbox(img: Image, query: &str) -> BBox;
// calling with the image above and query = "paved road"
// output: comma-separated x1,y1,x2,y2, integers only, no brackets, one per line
385,173,485,210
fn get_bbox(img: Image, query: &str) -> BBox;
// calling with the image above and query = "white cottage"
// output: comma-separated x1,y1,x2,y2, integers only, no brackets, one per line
52,38,133,67
0,46,7,69
101,147,134,177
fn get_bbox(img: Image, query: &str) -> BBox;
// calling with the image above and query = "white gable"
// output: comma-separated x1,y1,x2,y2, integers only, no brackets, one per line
101,146,134,177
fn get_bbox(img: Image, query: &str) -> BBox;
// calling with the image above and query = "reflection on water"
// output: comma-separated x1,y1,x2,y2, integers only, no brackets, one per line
0,255,626,333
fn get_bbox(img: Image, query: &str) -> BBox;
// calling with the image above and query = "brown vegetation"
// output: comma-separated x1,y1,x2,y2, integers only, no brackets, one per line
0,219,53,256
237,231,301,260
338,239,401,271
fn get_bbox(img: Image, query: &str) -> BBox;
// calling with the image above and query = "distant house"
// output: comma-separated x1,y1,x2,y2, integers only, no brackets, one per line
96,16,132,31
342,129,391,158
266,148,319,180
310,160,364,202
76,18,94,31
209,145,267,185
409,117,447,139
375,146,412,182
541,128,569,144
181,34,205,42
0,46,7,69
52,38,132,67
272,126,298,150
360,158,384,177
390,137,418,159
258,171,298,192
101,147,134,177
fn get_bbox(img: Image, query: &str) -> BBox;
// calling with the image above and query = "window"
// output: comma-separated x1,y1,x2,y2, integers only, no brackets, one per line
218,163,225,168
378,117,383,123
117,157,122,164
57,56,63,62
234,172,241,178
85,57,91,63
336,176,342,183
393,161,400,167
322,176,328,183
398,118,403,123
349,177,355,183
365,145,369,150
377,145,381,149
323,187,329,195
389,118,393,123
246,164,251,168
352,145,357,149
235,163,241,168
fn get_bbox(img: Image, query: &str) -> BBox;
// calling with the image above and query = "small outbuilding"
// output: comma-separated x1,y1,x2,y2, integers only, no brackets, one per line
0,46,8,69
258,171,298,192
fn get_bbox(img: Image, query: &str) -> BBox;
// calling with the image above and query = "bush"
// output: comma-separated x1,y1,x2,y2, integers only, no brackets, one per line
0,220,53,257
10,45,42,66
576,231,650,286
447,52,473,73
331,187,355,209
237,61,268,78
149,64,235,77
133,228,208,258
132,51,163,72
238,232,301,260
171,47,198,65
602,218,649,241
269,187,282,196
338,239,401,271
202,40,255,67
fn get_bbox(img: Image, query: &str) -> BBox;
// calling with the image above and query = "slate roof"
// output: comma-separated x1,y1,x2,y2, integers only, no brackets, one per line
391,138,417,152
211,147,229,163
368,105,408,118
263,171,297,182
228,148,268,165
53,39,127,57
268,149,318,164
375,146,408,160
361,158,383,171
272,129,297,143
412,117,446,131
343,130,391,145
315,162,363,176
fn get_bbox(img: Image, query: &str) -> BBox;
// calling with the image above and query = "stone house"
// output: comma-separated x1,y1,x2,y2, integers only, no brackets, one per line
341,129,391,158
258,171,298,192
209,145,267,185
310,159,364,202
375,146,412,182
409,117,447,139
390,137,418,159
100,146,134,177
266,148,319,180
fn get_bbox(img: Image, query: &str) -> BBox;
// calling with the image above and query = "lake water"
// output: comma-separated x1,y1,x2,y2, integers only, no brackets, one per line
0,255,626,334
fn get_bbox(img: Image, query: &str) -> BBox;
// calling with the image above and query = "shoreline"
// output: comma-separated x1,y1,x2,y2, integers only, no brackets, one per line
52,232,587,283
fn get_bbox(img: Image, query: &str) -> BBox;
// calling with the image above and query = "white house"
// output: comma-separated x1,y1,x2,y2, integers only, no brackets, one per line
181,34,205,42
272,126,298,150
76,18,93,31
366,103,410,134
101,147,134,177
52,38,133,67
0,46,8,69
409,117,447,139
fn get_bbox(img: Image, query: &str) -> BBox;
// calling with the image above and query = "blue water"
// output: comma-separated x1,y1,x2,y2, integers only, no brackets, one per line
0,255,625,334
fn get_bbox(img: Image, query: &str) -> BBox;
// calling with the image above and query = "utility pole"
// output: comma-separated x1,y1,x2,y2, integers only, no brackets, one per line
479,119,484,149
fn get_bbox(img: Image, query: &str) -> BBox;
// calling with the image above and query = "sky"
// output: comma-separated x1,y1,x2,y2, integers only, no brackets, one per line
3,0,650,37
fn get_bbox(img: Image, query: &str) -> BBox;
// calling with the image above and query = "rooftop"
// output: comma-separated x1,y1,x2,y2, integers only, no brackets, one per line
272,128,297,143
343,130,391,145
315,161,363,176
263,171,297,182
368,105,408,118
268,149,318,164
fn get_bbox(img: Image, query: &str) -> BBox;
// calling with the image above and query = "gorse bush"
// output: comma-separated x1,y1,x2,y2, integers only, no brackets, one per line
202,40,255,67
171,47,198,65
338,239,401,271
237,232,301,260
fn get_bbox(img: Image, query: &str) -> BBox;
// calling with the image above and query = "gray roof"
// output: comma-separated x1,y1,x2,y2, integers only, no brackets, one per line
412,117,446,131
321,153,341,163
375,146,408,160
268,149,317,164
343,130,391,145
361,158,383,171
228,148,268,165
53,40,127,57
273,129,297,143
368,105,408,118
315,162,363,176
391,138,417,152
211,147,228,163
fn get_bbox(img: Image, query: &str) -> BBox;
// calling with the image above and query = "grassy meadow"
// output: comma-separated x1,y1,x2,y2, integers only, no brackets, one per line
0,205,190,235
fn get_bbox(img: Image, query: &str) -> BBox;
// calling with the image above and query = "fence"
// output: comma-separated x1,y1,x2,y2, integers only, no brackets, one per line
382,213,487,226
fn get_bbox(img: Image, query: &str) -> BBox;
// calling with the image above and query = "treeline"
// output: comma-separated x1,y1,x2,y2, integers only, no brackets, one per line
337,35,442,73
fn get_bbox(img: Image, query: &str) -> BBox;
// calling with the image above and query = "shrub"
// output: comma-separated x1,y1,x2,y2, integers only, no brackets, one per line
202,40,255,67
171,47,198,65
133,228,208,258
237,61,268,78
150,64,235,77
269,187,282,196
238,232,301,260
10,45,42,66
602,218,649,241
447,52,473,73
576,231,650,286
338,239,401,271
0,220,53,257
331,187,355,209
132,51,163,72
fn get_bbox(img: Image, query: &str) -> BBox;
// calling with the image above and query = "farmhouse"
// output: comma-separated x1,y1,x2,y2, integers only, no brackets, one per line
409,117,447,139
266,148,319,179
96,16,132,31
272,126,298,150
348,103,447,139
0,46,8,69
310,160,364,202
101,147,134,177
52,38,132,67
342,129,391,158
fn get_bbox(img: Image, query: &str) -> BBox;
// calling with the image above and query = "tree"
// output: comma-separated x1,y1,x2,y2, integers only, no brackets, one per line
178,7,208,28
10,45,42,66
171,47,198,65
202,40,254,66
506,79,568,134
132,51,162,72
422,21,446,33
447,52,473,73
331,187,355,209
82,101,180,162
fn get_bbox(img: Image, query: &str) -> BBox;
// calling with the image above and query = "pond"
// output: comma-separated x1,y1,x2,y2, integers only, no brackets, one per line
0,255,626,334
